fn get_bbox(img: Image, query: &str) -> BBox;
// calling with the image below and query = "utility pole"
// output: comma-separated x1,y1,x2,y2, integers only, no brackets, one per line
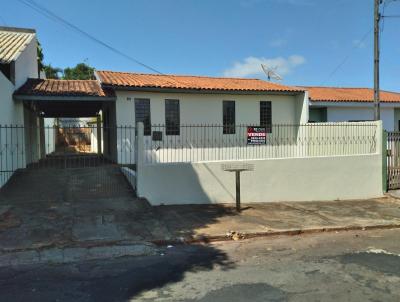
374,0,381,120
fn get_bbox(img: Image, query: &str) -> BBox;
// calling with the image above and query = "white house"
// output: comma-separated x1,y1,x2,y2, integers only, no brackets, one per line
0,26,42,186
306,86,400,131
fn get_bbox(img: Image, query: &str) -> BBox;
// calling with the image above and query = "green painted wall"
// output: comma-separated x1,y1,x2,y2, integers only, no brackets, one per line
394,109,400,131
309,107,327,123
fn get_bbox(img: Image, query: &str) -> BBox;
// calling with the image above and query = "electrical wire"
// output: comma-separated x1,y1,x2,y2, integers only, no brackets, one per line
16,0,182,86
320,28,373,86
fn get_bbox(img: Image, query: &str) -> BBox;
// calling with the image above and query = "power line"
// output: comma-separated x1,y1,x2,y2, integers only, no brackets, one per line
16,0,178,81
320,28,373,86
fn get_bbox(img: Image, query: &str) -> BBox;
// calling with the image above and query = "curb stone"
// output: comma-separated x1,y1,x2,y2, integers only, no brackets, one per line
0,243,158,267
151,223,400,245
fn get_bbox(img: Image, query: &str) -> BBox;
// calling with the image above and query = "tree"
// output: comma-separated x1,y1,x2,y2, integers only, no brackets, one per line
37,41,44,77
43,64,63,79
63,63,95,80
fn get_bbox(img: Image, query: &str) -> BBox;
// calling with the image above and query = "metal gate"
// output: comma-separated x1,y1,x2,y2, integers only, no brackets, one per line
387,131,400,190
0,124,136,200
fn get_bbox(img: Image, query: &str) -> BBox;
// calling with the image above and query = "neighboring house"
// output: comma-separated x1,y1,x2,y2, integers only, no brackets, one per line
306,86,400,131
0,27,41,186
0,26,38,126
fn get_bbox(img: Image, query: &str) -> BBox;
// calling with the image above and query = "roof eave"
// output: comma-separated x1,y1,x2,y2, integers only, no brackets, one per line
13,94,117,102
101,84,304,96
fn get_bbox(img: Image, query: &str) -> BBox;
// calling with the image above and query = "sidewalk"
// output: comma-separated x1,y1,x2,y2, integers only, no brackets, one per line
1,196,400,266
152,197,400,243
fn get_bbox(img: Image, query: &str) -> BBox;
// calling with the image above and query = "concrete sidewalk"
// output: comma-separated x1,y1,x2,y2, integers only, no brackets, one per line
152,198,400,243
1,196,400,266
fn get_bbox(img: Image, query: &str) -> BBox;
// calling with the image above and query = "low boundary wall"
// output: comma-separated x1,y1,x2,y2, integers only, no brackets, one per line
135,121,384,205
137,154,383,205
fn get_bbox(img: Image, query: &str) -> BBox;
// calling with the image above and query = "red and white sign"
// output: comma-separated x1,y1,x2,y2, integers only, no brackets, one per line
247,127,267,145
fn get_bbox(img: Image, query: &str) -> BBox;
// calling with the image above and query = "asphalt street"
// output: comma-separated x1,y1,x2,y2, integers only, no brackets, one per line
1,229,400,301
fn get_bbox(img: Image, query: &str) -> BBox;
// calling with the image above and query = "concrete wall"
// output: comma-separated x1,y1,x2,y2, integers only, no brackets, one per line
137,154,383,205
0,73,26,187
327,106,394,131
14,36,38,89
136,121,383,205
115,91,305,126
0,34,39,187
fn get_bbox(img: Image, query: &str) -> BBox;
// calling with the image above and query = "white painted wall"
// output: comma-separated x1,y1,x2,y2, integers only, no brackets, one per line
0,33,39,187
136,121,383,205
116,91,305,126
13,36,38,89
327,106,394,131
138,154,383,205
114,90,307,164
44,118,56,155
0,72,26,187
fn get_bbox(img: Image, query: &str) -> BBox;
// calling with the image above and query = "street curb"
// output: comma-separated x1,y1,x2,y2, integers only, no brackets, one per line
0,242,158,268
151,223,400,245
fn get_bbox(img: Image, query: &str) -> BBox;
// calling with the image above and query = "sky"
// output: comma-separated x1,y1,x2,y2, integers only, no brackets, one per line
1,0,399,91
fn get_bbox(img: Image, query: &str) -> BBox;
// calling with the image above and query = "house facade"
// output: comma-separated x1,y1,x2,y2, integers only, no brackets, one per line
0,27,42,186
306,86,400,131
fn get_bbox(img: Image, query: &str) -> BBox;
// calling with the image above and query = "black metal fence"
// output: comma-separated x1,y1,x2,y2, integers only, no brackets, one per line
387,131,400,190
142,123,378,164
0,124,137,197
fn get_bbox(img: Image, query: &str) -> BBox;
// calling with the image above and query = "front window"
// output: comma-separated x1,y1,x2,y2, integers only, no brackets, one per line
260,101,272,133
223,101,235,134
165,99,180,135
135,98,151,135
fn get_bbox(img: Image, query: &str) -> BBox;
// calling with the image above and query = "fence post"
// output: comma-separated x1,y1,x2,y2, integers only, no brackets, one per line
136,122,145,197
96,114,102,155
382,129,388,193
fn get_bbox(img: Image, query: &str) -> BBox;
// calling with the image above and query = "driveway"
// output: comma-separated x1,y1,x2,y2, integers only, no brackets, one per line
0,165,154,252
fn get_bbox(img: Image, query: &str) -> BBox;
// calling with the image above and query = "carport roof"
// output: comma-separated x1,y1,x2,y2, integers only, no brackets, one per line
14,78,116,101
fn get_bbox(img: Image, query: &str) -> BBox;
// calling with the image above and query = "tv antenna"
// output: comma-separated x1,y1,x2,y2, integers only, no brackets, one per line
261,64,283,82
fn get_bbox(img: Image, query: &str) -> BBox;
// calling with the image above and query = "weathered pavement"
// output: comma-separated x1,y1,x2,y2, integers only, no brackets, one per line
1,165,400,266
1,194,400,266
1,228,400,301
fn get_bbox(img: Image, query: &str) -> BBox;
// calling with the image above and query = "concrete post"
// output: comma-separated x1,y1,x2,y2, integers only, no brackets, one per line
96,114,102,155
136,122,145,197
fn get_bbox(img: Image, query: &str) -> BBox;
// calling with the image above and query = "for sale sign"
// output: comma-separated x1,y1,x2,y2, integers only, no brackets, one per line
247,127,267,145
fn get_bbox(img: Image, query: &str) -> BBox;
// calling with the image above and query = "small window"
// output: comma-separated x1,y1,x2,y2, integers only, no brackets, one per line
165,99,180,135
223,101,236,134
135,98,151,135
260,101,272,133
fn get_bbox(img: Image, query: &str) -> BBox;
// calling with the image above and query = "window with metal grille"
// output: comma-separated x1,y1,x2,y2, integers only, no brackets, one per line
165,99,180,135
135,98,151,136
260,101,272,133
223,101,235,134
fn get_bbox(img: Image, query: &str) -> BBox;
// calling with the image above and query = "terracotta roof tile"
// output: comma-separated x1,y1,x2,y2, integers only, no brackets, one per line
14,79,115,98
96,71,304,93
305,86,400,103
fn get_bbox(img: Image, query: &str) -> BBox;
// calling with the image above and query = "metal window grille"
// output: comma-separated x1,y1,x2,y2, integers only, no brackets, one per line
260,101,272,133
135,98,151,136
223,101,235,134
165,99,180,136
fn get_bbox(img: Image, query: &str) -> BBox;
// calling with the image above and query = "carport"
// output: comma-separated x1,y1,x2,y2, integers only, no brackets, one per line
13,78,117,162
3,78,136,198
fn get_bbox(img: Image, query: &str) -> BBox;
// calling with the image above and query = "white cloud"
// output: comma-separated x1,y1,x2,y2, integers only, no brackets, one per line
269,38,288,48
223,55,306,78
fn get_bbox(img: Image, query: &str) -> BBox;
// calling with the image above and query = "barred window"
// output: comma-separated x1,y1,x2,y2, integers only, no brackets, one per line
165,99,180,135
135,98,151,135
223,101,235,134
260,101,272,133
